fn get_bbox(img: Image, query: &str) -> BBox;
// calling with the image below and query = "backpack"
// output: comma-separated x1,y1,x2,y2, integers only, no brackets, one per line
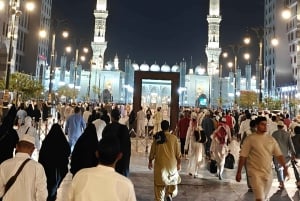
154,131,166,144
216,126,226,145
208,159,218,174
224,153,235,169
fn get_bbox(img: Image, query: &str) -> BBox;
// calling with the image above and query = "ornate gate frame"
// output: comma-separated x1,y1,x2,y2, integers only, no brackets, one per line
133,71,180,131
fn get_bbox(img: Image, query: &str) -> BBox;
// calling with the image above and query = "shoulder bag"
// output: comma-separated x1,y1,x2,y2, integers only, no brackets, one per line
0,158,31,199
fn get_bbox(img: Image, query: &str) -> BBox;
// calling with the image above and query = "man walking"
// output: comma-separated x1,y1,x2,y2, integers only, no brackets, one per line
148,120,181,201
102,108,131,177
0,135,47,201
236,117,288,201
272,120,296,189
68,136,136,201
136,106,146,138
65,106,86,152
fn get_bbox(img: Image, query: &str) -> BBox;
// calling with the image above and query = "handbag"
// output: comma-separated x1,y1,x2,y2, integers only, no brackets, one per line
0,158,31,199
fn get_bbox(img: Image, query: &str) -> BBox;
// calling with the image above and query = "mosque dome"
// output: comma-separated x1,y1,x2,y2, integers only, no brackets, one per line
150,63,160,71
171,64,179,72
132,63,139,71
161,63,171,72
105,61,113,70
140,63,149,71
195,65,206,75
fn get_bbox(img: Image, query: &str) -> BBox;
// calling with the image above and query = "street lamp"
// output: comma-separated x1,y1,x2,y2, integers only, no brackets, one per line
1,0,35,105
48,19,69,105
244,27,278,104
217,52,229,108
225,44,245,106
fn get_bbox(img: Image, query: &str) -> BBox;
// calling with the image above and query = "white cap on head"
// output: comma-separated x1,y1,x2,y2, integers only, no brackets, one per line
19,135,35,145
277,121,285,127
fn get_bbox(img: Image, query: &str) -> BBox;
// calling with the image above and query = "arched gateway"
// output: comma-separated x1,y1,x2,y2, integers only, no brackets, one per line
133,71,180,131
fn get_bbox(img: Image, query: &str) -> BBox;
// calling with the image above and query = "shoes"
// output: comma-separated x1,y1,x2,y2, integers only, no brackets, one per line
165,194,172,201
188,173,193,176
248,188,253,192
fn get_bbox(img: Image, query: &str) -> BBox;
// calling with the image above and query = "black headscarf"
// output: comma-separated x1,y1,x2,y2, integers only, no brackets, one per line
70,123,98,176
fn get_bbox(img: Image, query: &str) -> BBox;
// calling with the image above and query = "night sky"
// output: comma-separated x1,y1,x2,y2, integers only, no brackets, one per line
52,0,264,74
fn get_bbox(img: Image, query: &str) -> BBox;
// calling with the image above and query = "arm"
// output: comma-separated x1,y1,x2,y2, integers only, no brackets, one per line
235,156,246,182
275,155,289,179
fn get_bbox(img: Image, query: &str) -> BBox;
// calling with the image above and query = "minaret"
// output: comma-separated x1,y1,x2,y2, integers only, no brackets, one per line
205,0,222,76
91,0,108,70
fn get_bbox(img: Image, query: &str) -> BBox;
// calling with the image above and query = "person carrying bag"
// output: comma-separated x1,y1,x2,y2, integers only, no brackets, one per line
0,158,30,200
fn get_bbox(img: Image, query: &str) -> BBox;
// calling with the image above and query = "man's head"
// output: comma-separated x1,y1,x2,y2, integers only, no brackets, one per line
277,121,285,129
16,135,35,156
74,106,81,114
161,120,170,131
255,116,267,134
96,136,122,167
111,108,121,121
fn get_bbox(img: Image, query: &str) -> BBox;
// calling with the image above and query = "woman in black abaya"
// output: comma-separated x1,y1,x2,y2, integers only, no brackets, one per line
38,123,70,201
0,105,19,164
70,123,98,176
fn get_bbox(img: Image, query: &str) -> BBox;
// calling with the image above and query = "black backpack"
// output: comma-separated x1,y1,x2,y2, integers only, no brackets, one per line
224,153,235,169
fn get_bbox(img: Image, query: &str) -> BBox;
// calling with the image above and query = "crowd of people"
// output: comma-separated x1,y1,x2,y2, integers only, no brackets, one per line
0,101,300,201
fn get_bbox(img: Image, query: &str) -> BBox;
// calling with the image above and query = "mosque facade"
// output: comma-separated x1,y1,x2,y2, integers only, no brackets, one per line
41,0,260,109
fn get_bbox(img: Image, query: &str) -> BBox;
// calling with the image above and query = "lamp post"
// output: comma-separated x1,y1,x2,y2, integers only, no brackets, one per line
1,0,35,105
217,52,228,108
244,27,278,104
48,29,69,104
227,44,244,106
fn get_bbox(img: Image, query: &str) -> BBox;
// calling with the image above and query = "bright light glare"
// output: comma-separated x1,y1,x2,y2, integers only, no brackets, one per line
0,1,5,10
25,2,35,11
83,47,89,53
65,46,72,53
80,56,86,61
282,8,291,20
222,52,228,58
62,31,69,38
271,38,279,46
39,30,47,38
244,53,250,60
244,37,250,45
228,62,233,68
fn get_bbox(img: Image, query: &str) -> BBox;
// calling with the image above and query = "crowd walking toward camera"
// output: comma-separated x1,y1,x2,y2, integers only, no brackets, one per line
1,101,300,200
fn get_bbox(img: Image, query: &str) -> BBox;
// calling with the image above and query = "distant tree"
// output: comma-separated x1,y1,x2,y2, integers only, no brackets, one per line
0,72,43,101
57,85,78,102
239,90,257,109
262,97,282,110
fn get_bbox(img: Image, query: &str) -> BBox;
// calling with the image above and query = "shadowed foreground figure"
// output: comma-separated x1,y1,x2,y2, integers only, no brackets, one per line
39,123,70,201
102,108,131,177
68,135,136,201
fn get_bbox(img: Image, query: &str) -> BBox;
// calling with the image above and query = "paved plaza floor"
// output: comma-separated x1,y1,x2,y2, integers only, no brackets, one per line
54,137,300,201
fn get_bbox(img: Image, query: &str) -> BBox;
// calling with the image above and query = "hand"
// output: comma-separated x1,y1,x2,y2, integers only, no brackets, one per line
177,164,181,171
148,162,153,170
236,172,241,182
